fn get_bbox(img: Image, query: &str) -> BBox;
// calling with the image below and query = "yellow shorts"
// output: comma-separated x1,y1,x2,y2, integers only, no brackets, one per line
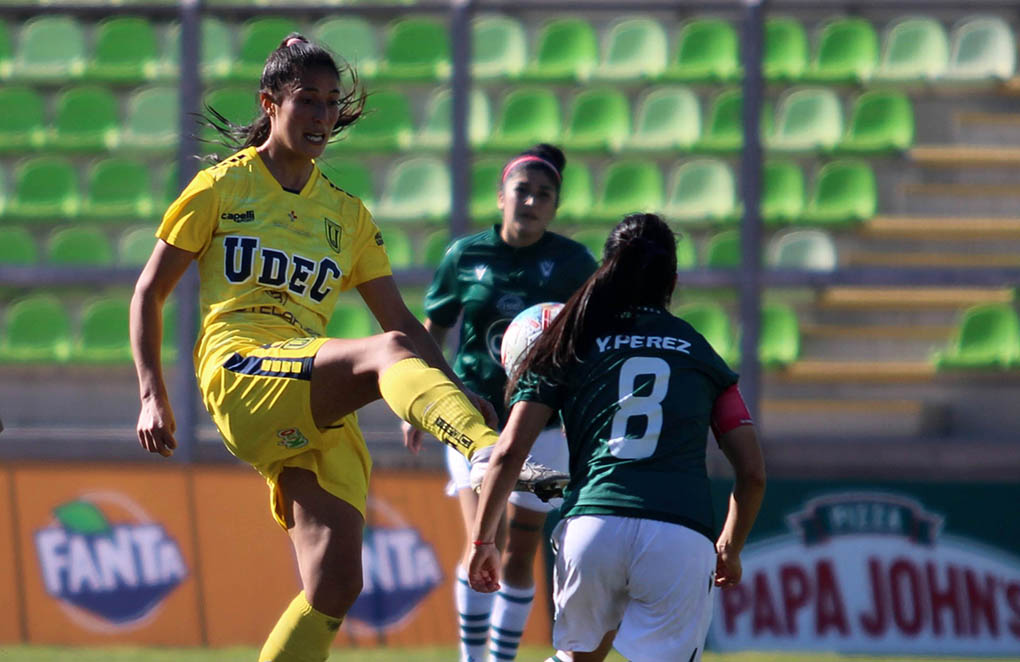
199,336,372,529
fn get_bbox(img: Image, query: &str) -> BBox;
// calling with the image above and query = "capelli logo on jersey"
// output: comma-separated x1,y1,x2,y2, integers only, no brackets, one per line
221,210,255,223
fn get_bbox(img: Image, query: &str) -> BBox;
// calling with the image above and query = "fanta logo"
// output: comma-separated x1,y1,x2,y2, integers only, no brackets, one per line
34,496,187,630
277,428,309,449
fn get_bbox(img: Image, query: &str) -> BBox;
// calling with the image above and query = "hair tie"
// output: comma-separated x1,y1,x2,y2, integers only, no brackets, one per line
501,155,561,184
284,36,305,48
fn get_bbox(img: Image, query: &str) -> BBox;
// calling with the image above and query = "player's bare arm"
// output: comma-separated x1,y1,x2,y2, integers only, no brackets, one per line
714,423,766,588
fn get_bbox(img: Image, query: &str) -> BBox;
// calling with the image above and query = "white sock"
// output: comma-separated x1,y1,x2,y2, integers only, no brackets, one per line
489,581,535,661
455,564,494,662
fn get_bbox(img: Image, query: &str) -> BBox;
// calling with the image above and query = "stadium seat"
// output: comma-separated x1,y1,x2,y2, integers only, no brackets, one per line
381,226,413,269
86,16,160,83
201,87,258,152
522,18,598,82
327,301,375,339
802,160,876,225
595,16,668,81
763,17,808,81
837,90,914,154
46,225,114,266
944,16,1016,81
767,87,843,153
0,226,38,265
484,87,561,152
423,229,451,268
624,86,700,152
160,163,181,210
122,87,178,153
556,161,593,222
571,227,607,261
732,303,801,367
118,226,156,267
471,14,526,79
761,160,805,224
805,17,878,83
376,157,450,222
695,89,772,154
591,160,664,222
470,159,502,223
337,89,413,151
665,159,737,224
377,17,450,81
562,88,631,152
934,303,1020,370
674,229,697,270
0,86,46,152
50,85,120,151
75,296,132,363
83,158,154,221
766,229,837,271
0,294,72,363
12,15,85,81
232,17,301,82
8,157,80,219
665,18,739,82
874,16,948,82
675,302,736,365
165,18,234,80
314,16,379,78
317,158,374,207
416,88,491,150
0,20,11,79
704,229,740,269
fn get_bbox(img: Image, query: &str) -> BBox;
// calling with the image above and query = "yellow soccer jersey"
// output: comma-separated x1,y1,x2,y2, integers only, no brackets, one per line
156,147,392,374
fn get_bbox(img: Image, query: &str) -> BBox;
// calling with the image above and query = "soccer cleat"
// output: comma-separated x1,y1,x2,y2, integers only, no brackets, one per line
469,452,568,503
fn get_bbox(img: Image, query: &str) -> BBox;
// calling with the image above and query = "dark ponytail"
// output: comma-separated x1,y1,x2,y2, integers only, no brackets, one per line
506,213,677,404
199,33,366,160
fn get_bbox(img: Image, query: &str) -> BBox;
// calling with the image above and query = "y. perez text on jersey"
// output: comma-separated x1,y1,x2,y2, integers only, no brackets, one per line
595,334,692,354
223,235,342,303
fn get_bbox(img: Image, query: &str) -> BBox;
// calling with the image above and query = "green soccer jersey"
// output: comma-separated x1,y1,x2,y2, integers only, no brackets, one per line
511,306,738,540
425,225,598,426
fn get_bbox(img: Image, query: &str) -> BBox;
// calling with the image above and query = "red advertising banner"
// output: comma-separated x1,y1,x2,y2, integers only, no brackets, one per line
0,468,22,643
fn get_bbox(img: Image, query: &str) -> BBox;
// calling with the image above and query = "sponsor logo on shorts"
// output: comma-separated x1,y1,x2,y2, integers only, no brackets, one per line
277,428,310,449
221,210,255,223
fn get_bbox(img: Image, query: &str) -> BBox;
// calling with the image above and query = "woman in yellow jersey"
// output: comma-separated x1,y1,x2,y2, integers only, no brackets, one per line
130,34,504,662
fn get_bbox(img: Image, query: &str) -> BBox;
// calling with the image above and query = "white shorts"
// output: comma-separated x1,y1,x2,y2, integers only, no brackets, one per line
550,515,716,662
445,427,568,513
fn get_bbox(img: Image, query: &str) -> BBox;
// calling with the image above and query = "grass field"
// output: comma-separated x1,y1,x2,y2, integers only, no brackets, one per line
0,647,1015,662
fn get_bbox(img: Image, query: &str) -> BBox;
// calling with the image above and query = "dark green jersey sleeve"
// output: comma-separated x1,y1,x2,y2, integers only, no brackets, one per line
423,239,463,328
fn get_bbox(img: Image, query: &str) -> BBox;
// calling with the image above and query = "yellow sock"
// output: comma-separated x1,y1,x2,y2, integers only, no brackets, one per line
378,358,497,459
259,592,342,662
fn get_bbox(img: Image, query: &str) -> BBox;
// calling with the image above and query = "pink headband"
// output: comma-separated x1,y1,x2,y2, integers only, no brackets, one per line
284,37,305,48
501,155,561,184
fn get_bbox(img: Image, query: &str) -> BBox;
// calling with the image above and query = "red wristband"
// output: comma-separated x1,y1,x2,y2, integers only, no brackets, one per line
473,540,495,547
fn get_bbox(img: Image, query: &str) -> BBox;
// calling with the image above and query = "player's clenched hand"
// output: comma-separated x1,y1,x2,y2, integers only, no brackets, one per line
714,545,742,588
137,395,177,458
466,390,498,429
401,421,425,455
467,543,501,593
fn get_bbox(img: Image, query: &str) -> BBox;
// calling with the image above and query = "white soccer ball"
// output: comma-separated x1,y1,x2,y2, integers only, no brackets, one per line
500,302,564,376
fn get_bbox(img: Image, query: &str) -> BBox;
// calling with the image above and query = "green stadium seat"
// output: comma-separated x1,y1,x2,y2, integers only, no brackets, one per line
595,16,668,81
484,87,561,152
50,85,121,151
805,17,878,83
376,157,450,223
674,229,696,270
0,162,5,217
801,160,876,225
704,229,740,269
522,18,598,82
83,158,154,221
470,159,502,223
327,301,375,339
874,16,948,82
86,16,160,83
314,16,379,78
761,160,805,224
624,86,700,152
562,88,631,152
0,226,38,265
416,88,490,150
675,302,735,365
571,227,607,262
695,89,772,154
8,157,80,219
665,18,739,82
836,90,914,154
232,17,301,82
165,18,234,80
160,163,181,210
767,87,842,153
204,85,259,128
317,158,374,207
0,86,46,152
758,303,801,367
12,15,85,81
665,159,736,224
0,294,72,363
122,87,178,153
471,14,526,79
934,303,1020,370
47,225,114,266
592,160,663,222
337,89,413,151
763,17,808,81
377,17,449,81
381,226,413,270
557,161,594,222
0,20,11,79
944,16,1016,81
75,296,132,363
118,226,156,267
423,229,451,268
766,229,837,271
